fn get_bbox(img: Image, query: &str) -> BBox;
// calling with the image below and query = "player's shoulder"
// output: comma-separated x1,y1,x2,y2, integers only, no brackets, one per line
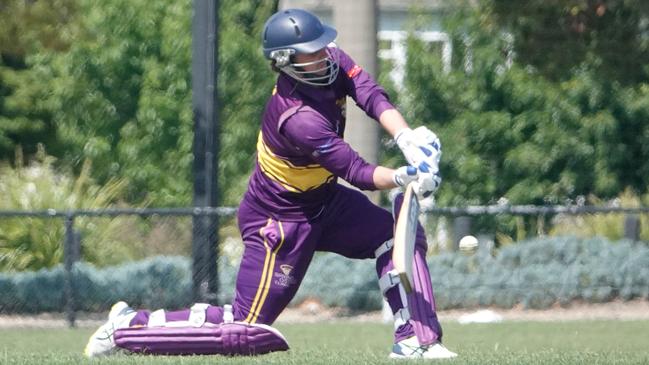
279,104,331,138
331,47,363,79
283,104,327,127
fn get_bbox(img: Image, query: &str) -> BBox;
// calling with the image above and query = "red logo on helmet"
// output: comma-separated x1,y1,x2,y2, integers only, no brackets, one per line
347,65,362,78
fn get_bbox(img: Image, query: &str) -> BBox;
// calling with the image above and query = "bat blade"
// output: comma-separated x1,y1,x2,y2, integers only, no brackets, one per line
392,183,419,294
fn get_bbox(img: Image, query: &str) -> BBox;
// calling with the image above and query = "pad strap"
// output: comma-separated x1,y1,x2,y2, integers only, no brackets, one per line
146,303,210,328
374,238,394,258
394,307,411,330
223,304,234,324
147,309,166,327
380,270,412,330
188,303,209,327
378,269,401,295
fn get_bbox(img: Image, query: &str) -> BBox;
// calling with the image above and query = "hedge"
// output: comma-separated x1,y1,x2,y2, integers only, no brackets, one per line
0,236,647,313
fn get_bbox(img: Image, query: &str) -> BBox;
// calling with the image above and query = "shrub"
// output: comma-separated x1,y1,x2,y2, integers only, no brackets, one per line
1,236,648,313
0,147,129,271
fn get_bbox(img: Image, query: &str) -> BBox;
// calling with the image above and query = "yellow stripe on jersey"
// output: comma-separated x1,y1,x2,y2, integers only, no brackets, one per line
256,132,334,193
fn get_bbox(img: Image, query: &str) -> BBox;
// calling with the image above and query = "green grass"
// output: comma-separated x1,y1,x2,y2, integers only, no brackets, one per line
2,320,649,364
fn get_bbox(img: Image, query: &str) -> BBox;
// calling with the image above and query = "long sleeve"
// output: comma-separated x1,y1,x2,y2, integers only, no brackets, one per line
337,49,395,120
280,108,378,190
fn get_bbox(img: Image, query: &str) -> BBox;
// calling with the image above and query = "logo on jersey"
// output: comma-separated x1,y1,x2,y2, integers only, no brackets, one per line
280,264,293,275
274,264,297,287
347,65,362,78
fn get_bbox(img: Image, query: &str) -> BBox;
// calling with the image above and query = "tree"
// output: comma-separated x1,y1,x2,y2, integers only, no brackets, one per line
0,0,78,160
3,0,278,206
215,0,279,205
402,0,649,206
490,0,649,83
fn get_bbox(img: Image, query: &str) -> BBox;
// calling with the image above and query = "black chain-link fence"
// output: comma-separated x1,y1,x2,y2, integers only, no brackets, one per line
1,205,647,326
0,208,235,326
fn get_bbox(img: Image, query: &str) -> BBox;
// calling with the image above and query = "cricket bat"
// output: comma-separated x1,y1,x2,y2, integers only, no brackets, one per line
392,182,420,294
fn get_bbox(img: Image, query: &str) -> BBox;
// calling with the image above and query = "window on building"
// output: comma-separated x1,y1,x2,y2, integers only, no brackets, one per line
378,30,452,89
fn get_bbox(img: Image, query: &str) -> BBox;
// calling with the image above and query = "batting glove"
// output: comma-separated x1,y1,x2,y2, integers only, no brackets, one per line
394,126,441,174
412,172,442,198
392,165,418,187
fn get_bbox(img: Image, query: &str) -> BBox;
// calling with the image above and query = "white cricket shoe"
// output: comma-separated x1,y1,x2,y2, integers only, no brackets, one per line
390,336,458,359
84,301,136,357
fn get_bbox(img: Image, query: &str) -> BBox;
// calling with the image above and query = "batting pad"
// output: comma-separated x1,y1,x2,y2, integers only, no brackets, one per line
114,322,289,356
407,246,442,346
390,192,442,346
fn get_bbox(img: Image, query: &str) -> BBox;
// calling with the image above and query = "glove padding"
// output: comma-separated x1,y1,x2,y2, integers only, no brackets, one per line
394,126,441,174
392,166,418,187
412,172,442,198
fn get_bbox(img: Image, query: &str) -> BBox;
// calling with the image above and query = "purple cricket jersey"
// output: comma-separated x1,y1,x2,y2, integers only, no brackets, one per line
244,47,395,221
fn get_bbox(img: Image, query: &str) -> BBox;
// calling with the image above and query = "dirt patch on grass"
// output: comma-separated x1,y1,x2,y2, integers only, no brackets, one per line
276,299,649,323
439,299,649,322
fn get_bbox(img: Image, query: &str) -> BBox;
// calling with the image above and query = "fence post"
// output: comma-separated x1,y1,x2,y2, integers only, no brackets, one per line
191,0,220,305
192,212,219,303
453,216,473,251
64,213,77,327
624,214,640,241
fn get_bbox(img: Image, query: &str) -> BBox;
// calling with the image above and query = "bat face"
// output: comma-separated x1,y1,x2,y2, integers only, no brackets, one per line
392,183,419,294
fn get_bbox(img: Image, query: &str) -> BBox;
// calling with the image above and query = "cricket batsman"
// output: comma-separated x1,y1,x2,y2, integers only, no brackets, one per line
85,8,456,359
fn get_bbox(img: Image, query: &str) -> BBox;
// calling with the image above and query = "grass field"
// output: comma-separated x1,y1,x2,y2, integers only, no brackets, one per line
1,320,648,364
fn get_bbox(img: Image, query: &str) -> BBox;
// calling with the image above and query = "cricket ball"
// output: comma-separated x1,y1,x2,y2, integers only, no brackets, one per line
459,235,479,251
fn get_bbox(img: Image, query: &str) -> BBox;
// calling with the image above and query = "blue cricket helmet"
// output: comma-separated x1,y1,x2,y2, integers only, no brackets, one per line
262,9,340,86
262,8,337,58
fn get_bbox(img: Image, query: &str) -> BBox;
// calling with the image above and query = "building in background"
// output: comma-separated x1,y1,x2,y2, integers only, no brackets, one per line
279,0,451,88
